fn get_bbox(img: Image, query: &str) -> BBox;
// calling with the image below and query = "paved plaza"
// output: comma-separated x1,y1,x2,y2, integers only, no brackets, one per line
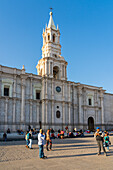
0,136,113,170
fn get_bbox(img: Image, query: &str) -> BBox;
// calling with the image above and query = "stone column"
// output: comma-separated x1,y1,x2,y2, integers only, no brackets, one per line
52,101,55,129
30,101,32,123
100,91,104,130
45,101,48,129
78,86,83,128
45,79,48,99
42,100,45,128
21,79,25,130
13,76,16,131
30,78,33,124
62,102,65,129
68,82,72,130
5,98,8,130
62,82,65,100
45,60,47,76
13,99,16,131
37,102,39,127
52,79,54,100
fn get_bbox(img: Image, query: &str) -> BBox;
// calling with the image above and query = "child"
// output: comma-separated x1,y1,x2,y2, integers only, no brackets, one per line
104,133,110,151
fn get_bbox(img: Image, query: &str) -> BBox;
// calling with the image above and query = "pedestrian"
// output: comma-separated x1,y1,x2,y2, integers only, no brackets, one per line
46,129,52,151
104,133,110,151
3,132,7,141
29,129,33,149
38,129,47,159
95,127,106,156
25,131,29,148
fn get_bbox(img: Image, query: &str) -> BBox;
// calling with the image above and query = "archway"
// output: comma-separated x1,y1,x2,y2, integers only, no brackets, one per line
53,66,59,79
88,117,94,131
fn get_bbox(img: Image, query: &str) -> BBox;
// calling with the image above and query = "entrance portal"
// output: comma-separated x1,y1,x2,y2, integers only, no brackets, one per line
88,117,94,131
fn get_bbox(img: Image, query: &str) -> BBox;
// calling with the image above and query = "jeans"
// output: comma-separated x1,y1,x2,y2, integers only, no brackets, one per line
29,139,32,148
26,139,29,146
46,140,52,150
39,145,44,158
97,140,106,154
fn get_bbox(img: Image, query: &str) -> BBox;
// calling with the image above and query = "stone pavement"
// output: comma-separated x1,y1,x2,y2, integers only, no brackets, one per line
0,136,113,170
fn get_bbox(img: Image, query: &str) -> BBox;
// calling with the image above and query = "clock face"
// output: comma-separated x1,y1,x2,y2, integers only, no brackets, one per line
56,86,61,93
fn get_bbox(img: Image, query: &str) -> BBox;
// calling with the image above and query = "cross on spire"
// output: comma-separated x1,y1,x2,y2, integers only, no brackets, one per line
50,7,53,12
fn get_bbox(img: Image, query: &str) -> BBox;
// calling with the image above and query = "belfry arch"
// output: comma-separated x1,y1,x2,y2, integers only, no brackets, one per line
53,66,59,79
88,117,94,131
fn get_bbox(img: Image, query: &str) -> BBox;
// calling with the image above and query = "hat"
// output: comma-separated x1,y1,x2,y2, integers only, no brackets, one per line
96,127,100,130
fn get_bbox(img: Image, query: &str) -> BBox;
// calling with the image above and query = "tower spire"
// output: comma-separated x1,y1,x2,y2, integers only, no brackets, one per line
48,9,56,30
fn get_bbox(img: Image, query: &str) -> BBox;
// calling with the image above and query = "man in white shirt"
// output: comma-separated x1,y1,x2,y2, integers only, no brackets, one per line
38,129,47,159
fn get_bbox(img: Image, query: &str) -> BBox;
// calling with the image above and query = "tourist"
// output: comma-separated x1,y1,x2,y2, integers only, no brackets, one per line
7,128,10,134
29,129,33,149
38,129,47,159
104,132,110,151
95,127,106,156
25,131,29,148
46,129,52,151
3,132,7,141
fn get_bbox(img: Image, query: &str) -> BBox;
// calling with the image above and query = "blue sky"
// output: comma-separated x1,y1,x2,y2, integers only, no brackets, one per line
0,0,113,93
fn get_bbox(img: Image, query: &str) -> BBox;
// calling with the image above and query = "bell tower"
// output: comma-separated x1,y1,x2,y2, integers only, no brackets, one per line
36,12,68,80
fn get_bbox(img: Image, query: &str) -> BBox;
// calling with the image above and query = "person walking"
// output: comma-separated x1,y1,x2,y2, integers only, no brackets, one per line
104,132,110,151
46,129,52,151
95,127,106,156
29,129,33,149
38,129,47,159
25,131,30,148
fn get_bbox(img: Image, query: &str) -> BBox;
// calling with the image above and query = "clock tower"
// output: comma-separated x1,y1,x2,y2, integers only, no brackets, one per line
36,12,68,80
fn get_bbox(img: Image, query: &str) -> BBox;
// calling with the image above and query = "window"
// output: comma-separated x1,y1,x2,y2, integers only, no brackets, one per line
57,106,59,109
53,66,59,79
48,34,50,41
36,91,40,100
88,98,92,105
4,87,9,96
53,34,55,42
56,110,60,118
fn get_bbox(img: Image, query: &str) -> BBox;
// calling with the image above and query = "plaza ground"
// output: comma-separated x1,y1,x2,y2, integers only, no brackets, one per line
0,136,113,170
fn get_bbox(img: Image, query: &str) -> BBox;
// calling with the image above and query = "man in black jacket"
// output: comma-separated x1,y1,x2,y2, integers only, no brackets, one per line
95,127,106,156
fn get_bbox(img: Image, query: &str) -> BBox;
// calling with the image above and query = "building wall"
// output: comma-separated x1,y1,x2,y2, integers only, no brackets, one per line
104,93,113,130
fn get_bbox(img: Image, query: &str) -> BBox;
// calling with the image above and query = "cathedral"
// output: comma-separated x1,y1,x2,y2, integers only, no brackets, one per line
0,12,113,132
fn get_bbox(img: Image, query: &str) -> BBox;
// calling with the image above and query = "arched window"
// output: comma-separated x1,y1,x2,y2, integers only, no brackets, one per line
56,111,60,118
48,34,50,41
53,34,55,42
88,98,92,105
53,66,59,79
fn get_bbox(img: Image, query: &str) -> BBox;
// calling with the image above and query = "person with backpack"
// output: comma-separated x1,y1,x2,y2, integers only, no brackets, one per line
95,127,106,156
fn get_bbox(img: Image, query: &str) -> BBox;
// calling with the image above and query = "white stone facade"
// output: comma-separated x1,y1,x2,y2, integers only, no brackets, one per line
0,12,113,132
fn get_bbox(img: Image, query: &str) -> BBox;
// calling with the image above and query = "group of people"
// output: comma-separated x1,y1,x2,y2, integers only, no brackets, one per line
95,127,111,156
24,126,111,159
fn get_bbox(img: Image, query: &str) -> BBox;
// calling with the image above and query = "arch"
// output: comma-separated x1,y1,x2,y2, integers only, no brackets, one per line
53,66,59,79
88,98,92,105
48,33,50,41
88,117,94,131
53,34,55,43
56,110,60,118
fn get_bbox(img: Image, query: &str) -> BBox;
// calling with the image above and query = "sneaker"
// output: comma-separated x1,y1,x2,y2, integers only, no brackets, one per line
43,156,47,159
